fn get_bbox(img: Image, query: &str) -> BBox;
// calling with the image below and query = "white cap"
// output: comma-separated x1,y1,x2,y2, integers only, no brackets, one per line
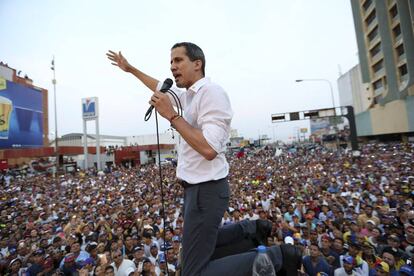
284,236,294,245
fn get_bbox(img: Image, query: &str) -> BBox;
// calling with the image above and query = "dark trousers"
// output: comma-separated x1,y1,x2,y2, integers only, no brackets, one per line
181,178,283,276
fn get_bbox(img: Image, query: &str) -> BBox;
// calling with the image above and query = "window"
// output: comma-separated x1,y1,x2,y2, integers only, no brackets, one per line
389,4,398,20
396,43,405,57
370,42,382,58
363,0,373,11
399,64,408,76
393,24,401,40
366,10,377,28
373,79,383,90
368,26,379,42
373,60,384,73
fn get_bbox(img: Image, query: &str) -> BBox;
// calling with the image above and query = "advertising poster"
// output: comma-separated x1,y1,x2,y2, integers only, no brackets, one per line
0,78,44,148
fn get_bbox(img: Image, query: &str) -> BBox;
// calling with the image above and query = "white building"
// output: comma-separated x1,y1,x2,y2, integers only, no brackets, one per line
53,132,177,169
57,133,127,147
337,64,373,115
126,132,178,146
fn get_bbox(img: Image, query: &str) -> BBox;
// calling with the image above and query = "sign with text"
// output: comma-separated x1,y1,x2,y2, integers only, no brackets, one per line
82,97,99,120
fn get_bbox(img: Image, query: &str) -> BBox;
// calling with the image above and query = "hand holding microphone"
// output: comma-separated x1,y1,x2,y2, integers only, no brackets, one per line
145,78,175,121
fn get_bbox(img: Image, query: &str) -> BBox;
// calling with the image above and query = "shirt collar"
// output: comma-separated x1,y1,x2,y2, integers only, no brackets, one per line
188,77,210,94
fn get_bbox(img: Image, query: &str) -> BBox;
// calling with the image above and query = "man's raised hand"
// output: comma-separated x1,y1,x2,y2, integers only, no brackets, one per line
106,50,131,72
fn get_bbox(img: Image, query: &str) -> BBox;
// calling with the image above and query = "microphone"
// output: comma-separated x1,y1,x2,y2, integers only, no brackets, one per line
145,78,174,118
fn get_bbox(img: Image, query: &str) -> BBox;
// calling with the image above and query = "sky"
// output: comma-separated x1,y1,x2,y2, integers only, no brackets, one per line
0,0,359,142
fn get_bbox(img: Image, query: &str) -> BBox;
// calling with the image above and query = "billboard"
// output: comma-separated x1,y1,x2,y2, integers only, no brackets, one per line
0,78,44,148
310,118,331,136
82,97,98,120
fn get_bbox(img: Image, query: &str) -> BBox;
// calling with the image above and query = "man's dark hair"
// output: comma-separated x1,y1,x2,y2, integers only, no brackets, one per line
172,42,206,76
105,265,114,272
310,243,320,249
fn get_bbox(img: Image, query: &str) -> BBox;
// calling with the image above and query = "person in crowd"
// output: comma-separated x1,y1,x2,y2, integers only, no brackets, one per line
374,261,390,276
110,249,136,276
334,256,358,276
105,265,116,276
381,247,401,275
399,265,414,276
303,243,333,276
7,258,24,276
26,248,45,276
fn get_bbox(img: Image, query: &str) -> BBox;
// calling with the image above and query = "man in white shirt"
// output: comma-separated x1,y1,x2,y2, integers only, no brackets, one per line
107,42,296,276
111,249,136,276
132,245,144,273
148,244,159,265
243,207,260,221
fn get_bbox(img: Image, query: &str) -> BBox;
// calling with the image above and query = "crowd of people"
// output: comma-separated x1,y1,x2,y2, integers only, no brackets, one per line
0,142,413,275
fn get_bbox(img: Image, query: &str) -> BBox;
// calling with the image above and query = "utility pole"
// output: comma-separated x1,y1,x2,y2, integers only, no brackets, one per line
51,57,59,173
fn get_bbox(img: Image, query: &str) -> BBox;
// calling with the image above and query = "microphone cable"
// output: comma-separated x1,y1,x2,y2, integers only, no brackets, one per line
145,88,182,275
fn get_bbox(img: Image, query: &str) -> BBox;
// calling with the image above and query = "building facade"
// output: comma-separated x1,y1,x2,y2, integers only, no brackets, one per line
338,65,372,114
0,62,50,166
350,0,414,138
57,133,176,169
0,62,49,147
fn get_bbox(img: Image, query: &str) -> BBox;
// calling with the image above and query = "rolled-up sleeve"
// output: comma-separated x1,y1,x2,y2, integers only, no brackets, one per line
197,86,233,154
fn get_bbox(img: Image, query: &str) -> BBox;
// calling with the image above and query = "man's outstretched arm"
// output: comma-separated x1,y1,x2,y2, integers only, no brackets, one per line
106,50,159,93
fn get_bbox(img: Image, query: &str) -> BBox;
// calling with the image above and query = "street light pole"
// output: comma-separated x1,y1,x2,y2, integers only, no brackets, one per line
295,78,335,108
296,78,340,150
51,57,59,171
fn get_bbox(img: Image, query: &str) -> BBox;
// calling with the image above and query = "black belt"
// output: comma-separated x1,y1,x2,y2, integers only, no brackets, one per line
179,177,226,189
179,180,193,189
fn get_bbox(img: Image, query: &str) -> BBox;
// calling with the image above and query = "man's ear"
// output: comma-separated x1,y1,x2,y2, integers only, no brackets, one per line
194,60,202,72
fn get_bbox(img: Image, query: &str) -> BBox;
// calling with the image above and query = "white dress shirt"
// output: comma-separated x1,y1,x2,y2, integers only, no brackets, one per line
111,259,136,276
158,77,233,184
243,213,260,221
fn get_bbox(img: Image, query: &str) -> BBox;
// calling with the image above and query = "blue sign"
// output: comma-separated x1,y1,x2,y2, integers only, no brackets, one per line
0,80,44,148
82,97,98,120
